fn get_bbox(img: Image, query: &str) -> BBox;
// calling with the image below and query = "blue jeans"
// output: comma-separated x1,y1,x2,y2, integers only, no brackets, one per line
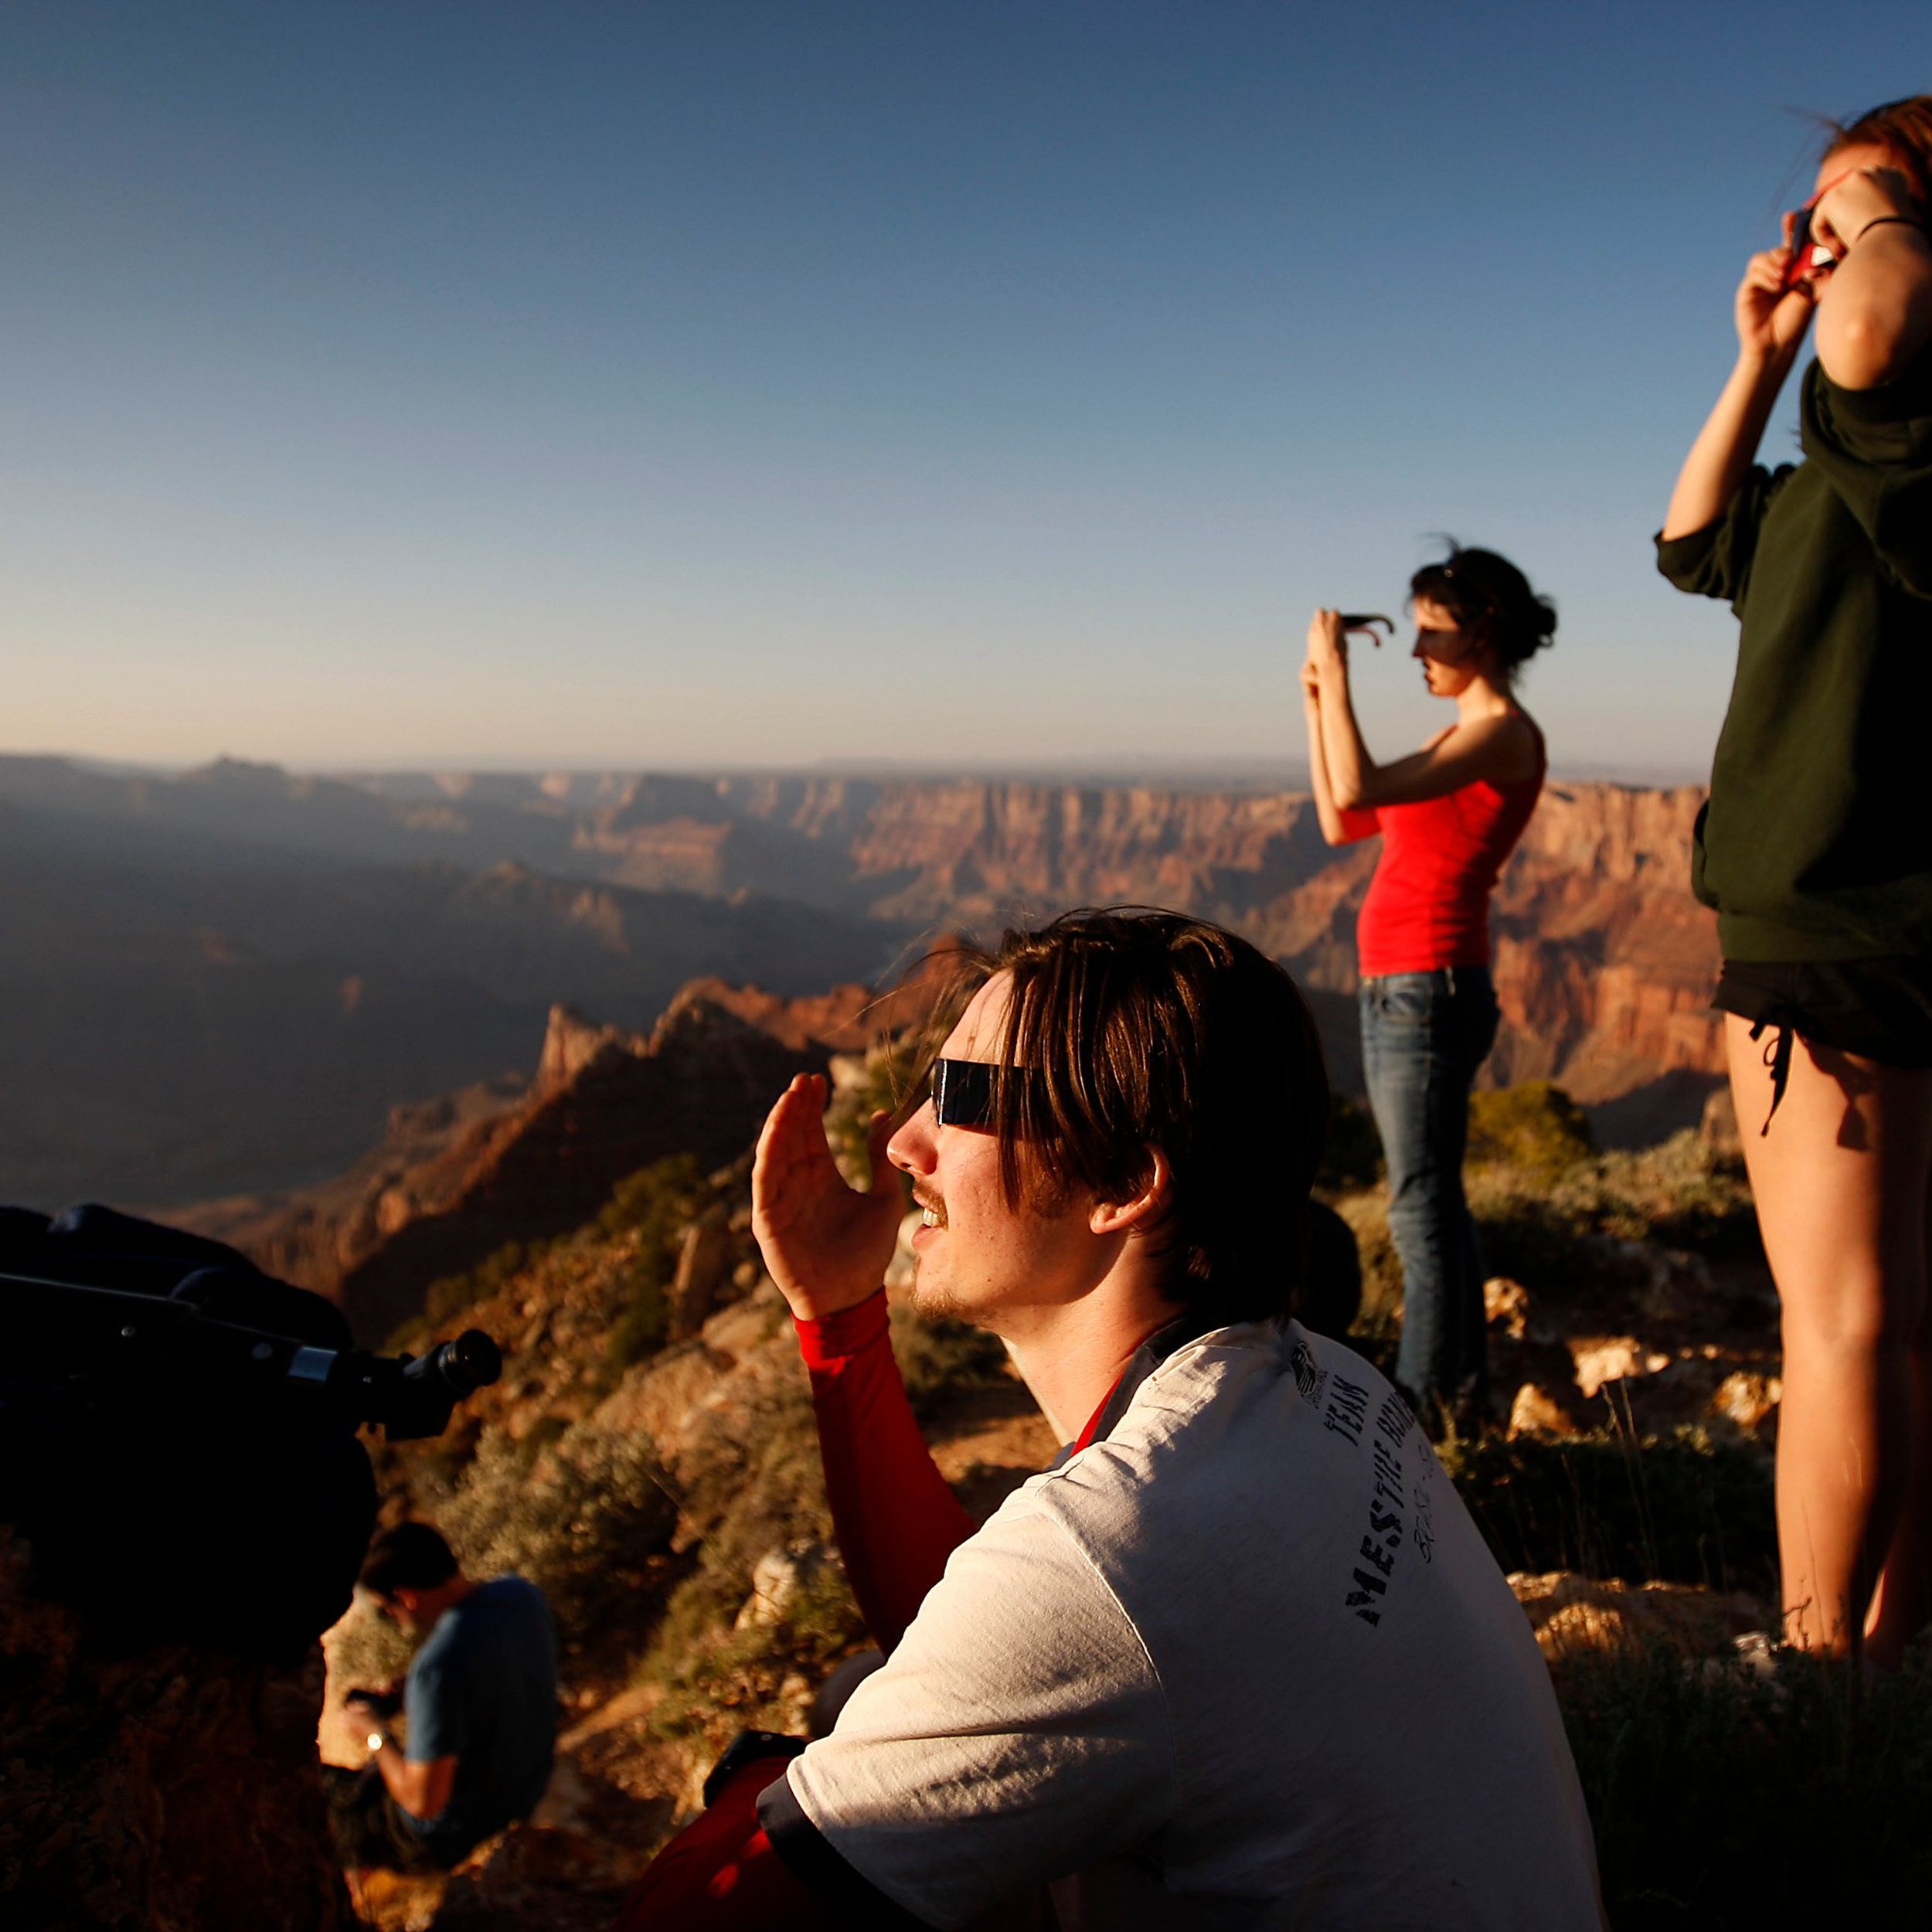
1359,968,1501,1423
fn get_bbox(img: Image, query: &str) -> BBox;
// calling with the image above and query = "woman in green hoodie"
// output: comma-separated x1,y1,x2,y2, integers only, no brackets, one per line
1658,97,1932,1668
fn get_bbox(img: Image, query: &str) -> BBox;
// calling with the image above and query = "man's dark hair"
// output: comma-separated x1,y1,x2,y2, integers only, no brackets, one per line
359,1520,459,1597
918,908,1328,1326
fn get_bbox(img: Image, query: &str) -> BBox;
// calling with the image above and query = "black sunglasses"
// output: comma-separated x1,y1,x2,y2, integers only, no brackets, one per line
930,1056,1034,1129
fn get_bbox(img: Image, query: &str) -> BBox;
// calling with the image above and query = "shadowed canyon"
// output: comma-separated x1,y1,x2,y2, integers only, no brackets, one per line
0,754,1720,1215
0,753,1723,1221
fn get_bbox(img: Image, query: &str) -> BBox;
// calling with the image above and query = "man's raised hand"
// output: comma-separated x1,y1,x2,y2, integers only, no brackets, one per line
752,1073,903,1321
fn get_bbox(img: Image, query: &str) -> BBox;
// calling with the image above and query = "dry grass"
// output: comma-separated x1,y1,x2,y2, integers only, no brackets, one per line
1558,1635,1932,1927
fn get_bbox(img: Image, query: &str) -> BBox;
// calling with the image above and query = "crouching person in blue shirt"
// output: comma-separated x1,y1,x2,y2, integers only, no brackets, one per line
325,1521,557,1879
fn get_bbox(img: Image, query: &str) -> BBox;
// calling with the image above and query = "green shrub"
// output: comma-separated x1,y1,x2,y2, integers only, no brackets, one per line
422,1238,548,1330
518,1412,569,1468
1439,1427,1775,1595
1467,1080,1595,1179
641,1559,866,1753
1465,1132,1760,1296
599,1151,705,1240
424,1420,682,1651
1334,1118,1758,1325
632,1369,867,1750
604,1276,672,1376
1591,1130,1759,1256
600,1154,709,1376
1560,1636,1932,1927
1318,1092,1383,1192
1470,1192,1609,1296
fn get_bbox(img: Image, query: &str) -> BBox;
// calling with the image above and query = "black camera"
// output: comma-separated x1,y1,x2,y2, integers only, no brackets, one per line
0,1205,502,1659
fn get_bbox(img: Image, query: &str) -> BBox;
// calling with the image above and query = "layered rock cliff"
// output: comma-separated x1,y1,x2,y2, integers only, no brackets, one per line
184,779,1723,1323
577,774,1723,1128
1485,787,1721,1134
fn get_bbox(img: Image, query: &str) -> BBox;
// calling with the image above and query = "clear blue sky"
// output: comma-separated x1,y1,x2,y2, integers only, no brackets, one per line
2,2,1926,777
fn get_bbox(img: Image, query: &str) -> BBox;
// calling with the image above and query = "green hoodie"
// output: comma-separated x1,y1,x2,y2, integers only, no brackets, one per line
1657,352,1932,961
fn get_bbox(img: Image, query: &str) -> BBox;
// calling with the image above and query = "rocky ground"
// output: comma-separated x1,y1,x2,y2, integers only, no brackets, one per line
287,1062,1796,1930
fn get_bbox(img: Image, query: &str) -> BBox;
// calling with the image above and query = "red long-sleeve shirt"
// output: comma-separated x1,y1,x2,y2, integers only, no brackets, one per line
793,1290,978,1650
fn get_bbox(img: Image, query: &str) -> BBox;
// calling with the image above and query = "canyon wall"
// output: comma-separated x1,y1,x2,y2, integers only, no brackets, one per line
578,774,1724,1127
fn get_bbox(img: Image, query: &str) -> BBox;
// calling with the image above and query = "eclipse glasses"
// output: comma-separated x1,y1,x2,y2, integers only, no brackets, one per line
932,1056,1005,1128
931,1056,1041,1130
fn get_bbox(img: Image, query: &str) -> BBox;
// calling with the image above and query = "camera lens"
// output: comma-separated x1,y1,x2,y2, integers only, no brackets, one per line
434,1328,502,1396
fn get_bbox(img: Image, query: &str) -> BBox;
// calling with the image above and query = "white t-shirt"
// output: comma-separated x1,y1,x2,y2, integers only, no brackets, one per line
764,1321,1604,1930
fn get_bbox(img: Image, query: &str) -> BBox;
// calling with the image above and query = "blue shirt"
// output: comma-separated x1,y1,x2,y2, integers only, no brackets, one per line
402,1575,557,1855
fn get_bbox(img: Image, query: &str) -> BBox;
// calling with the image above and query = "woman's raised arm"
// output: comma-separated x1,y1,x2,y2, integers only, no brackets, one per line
1337,713,1538,810
1662,232,1814,540
1301,658,1378,845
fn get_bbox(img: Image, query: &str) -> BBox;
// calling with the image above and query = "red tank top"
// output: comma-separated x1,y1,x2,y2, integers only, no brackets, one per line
1355,728,1545,978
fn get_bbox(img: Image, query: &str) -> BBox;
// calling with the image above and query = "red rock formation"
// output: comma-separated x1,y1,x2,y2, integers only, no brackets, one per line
354,992,835,1342
197,972,945,1343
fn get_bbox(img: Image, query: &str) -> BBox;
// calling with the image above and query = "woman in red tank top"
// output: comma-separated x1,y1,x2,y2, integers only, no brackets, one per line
1301,546,1553,1432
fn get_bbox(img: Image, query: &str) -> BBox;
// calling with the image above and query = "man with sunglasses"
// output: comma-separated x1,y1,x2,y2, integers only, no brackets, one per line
621,910,1602,1929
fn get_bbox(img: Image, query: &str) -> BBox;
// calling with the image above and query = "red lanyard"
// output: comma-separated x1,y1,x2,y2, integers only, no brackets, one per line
1070,1316,1182,1453
1071,1365,1133,1454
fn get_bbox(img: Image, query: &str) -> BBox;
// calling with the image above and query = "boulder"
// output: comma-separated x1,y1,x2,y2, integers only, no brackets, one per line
1485,1275,1532,1341
668,1216,733,1341
1706,1369,1782,1440
1510,1569,1767,1665
1508,1382,1583,1439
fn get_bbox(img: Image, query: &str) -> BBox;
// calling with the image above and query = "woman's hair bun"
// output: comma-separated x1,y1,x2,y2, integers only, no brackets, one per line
1408,542,1555,672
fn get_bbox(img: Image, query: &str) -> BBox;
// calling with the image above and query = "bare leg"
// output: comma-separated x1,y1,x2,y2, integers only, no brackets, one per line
1726,1015,1932,1657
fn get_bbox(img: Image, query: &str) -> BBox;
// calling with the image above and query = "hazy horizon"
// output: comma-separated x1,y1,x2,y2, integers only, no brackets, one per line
11,743,1714,792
